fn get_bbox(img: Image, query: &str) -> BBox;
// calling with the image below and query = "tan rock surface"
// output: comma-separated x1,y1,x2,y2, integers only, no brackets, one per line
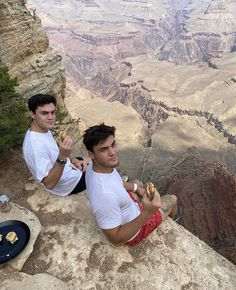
123,54,236,134
1,271,72,290
14,181,236,289
151,115,236,170
0,145,236,290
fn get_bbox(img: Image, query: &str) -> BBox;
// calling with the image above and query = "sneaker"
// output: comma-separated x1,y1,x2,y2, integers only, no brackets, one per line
174,205,183,222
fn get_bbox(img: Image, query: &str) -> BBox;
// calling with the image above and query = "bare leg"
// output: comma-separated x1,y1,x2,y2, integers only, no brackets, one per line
159,194,177,221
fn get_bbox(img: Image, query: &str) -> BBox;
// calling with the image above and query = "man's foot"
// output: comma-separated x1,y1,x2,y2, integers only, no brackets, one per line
173,205,183,222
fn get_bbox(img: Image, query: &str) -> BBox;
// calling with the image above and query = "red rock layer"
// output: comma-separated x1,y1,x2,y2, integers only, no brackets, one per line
162,152,236,264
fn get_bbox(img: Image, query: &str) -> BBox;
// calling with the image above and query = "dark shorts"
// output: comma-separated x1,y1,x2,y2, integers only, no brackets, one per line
126,191,162,247
69,157,86,194
69,172,86,194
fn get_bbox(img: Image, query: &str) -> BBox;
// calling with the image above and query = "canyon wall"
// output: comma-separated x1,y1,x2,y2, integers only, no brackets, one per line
26,0,236,93
0,3,235,288
148,147,236,264
0,0,65,107
0,0,84,155
110,66,236,263
25,0,236,264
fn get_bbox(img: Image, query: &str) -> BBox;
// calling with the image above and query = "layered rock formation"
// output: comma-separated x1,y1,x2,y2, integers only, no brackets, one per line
0,0,83,156
147,147,236,264
26,0,236,94
110,54,236,172
26,0,236,264
0,0,65,106
0,1,236,287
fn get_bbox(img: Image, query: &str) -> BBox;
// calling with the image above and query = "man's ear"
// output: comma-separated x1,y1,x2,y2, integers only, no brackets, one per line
30,112,35,120
88,150,95,160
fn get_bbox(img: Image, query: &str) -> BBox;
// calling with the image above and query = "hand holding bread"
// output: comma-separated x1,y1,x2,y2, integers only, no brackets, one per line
59,130,68,142
146,181,155,201
58,130,73,158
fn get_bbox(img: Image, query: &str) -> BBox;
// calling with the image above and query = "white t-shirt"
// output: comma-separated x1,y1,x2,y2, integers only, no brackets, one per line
85,163,141,229
22,129,82,196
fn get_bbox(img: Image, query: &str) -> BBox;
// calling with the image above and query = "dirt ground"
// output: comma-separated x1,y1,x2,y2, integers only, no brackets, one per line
0,149,51,275
0,149,32,208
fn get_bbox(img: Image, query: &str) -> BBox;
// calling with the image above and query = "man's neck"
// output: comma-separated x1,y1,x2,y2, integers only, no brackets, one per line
30,122,48,133
92,163,114,174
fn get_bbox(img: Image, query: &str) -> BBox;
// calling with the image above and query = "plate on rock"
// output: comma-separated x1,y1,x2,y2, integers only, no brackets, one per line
0,220,30,264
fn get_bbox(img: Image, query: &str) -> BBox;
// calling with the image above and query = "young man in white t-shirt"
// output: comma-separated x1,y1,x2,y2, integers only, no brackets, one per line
83,123,179,246
23,94,90,196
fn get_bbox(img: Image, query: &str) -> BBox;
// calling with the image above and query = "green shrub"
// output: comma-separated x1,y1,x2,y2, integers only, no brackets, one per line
0,67,28,153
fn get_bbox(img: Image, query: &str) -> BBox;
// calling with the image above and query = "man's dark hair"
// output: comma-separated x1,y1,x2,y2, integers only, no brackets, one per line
28,94,56,113
83,123,116,152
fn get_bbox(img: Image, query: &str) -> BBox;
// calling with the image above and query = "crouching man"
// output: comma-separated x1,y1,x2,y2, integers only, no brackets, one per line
83,123,179,246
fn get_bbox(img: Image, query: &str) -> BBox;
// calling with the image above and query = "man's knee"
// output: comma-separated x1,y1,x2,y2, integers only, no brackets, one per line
159,194,177,221
172,194,177,204
165,194,177,206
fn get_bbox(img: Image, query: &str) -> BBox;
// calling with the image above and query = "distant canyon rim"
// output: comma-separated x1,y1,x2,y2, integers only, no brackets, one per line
26,0,236,263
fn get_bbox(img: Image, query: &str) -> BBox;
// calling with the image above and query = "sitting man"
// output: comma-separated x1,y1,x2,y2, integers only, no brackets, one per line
83,123,179,246
23,94,90,196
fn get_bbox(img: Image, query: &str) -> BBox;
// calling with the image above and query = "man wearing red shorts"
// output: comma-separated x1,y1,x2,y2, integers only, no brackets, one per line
83,123,178,247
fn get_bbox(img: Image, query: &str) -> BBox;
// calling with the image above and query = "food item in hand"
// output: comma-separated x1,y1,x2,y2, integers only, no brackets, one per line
59,130,68,142
0,234,2,243
146,181,155,200
6,231,18,244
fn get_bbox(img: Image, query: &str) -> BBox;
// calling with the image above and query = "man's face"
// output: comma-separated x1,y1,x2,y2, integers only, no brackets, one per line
31,103,56,132
89,135,119,172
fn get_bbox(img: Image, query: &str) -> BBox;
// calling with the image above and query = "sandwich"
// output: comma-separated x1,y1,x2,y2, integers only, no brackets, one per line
59,130,68,142
146,181,155,201
6,231,18,244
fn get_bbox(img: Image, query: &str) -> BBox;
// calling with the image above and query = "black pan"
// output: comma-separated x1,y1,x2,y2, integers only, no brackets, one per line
0,220,30,264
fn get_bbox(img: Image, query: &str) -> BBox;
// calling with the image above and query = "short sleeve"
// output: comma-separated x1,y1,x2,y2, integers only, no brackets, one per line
92,192,123,229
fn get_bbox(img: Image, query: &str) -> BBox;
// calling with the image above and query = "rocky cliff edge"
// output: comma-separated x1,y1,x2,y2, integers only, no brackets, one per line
0,151,235,290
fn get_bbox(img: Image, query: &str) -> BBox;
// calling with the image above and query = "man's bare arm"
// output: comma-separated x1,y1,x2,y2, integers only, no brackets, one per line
102,211,150,246
42,136,72,189
71,157,91,172
42,162,66,189
102,191,162,246
123,181,135,191
123,180,145,199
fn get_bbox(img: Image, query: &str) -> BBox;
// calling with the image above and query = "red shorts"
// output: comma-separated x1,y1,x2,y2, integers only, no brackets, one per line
126,191,162,247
